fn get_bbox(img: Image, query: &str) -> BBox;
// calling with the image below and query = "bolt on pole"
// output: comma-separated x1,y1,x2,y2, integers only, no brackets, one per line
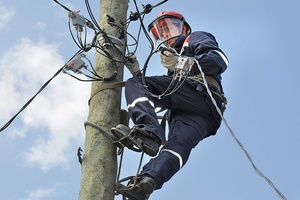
78,0,128,200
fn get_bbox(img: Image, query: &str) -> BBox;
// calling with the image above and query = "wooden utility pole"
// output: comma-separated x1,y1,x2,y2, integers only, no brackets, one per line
78,0,128,200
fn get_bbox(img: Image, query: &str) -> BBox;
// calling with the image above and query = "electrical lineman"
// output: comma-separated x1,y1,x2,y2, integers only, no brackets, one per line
113,11,228,199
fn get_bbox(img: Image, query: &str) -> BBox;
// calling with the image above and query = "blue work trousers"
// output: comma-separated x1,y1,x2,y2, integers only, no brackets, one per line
125,75,222,189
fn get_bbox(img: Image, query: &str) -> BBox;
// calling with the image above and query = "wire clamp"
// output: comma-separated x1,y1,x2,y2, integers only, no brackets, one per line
175,56,194,80
68,11,86,32
63,54,86,74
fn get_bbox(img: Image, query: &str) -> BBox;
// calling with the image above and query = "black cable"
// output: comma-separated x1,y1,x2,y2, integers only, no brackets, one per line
66,73,103,82
0,50,84,133
66,21,119,80
84,0,102,31
53,0,72,12
55,0,164,84
0,0,130,132
0,67,63,132
130,0,186,98
68,19,82,49
127,14,145,55
131,0,159,91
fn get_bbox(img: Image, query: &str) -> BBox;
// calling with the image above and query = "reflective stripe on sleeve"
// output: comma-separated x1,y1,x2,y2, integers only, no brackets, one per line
212,50,229,66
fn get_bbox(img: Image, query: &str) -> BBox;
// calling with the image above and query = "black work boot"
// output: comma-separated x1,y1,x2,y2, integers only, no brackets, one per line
111,124,160,157
119,175,157,200
131,126,160,157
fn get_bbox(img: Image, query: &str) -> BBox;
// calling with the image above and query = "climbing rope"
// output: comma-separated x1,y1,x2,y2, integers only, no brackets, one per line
194,59,287,200
115,151,145,193
84,120,147,197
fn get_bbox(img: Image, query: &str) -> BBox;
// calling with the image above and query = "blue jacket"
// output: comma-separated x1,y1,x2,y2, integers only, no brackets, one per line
172,31,228,92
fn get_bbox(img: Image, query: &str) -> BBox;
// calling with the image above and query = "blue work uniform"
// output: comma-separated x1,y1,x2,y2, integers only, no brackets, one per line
125,31,228,189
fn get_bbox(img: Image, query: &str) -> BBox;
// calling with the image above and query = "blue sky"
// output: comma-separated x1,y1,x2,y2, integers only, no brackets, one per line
0,0,299,199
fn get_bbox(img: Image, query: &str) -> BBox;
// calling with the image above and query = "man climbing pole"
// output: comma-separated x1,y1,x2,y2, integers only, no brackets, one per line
112,10,229,199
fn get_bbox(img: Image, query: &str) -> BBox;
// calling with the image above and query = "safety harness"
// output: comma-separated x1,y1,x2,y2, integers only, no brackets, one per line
188,75,227,112
180,35,227,111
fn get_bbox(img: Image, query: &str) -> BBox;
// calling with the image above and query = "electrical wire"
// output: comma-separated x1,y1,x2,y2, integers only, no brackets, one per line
54,0,159,83
52,1,287,199
132,0,155,50
141,47,191,99
194,59,287,200
0,49,88,132
125,2,287,196
53,0,72,12
125,14,145,55
11,1,287,199
84,0,102,31
0,66,63,132
133,0,170,92
68,19,83,50
58,0,122,81
1,0,170,131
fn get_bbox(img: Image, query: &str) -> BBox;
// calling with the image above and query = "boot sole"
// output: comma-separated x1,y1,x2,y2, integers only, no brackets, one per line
111,126,158,157
116,183,149,200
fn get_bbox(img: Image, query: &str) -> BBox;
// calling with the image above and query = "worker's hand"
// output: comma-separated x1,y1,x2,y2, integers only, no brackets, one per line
125,52,140,75
160,51,178,70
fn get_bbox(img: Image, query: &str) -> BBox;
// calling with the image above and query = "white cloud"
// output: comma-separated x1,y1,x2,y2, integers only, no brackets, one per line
0,38,90,171
34,21,47,30
9,128,27,139
0,3,15,29
23,188,55,200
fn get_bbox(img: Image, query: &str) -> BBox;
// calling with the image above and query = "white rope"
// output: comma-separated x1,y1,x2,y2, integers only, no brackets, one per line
194,59,287,200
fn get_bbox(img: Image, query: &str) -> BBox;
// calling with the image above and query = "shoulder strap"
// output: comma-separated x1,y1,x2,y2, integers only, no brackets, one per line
180,35,191,55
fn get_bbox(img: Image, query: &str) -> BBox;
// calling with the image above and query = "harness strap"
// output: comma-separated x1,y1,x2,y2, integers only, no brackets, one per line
180,35,191,55
88,81,126,106
188,75,227,111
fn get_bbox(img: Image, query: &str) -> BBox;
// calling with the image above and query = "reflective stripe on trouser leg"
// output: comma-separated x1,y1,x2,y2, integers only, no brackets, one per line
140,119,209,189
161,149,183,169
127,97,155,109
125,76,167,141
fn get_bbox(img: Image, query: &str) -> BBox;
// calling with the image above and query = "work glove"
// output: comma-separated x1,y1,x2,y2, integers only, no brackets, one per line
160,51,178,71
125,52,140,75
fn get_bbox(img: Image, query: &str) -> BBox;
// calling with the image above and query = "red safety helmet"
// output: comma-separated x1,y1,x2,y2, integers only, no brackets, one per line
148,11,191,46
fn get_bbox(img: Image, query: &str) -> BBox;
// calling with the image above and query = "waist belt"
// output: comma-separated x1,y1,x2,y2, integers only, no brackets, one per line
187,75,227,111
188,74,221,91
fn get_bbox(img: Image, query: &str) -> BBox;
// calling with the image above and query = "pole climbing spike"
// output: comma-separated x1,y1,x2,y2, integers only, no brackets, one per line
116,183,148,200
110,124,143,153
115,175,154,200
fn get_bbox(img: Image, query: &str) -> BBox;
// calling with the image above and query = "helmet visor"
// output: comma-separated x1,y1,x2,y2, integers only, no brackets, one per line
149,17,184,46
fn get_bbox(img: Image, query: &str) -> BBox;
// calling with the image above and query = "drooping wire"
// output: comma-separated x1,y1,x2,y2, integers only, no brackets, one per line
140,46,192,99
56,1,286,199
132,0,155,51
129,2,287,197
56,0,122,81
54,0,165,82
84,0,131,63
193,59,287,200
1,0,171,132
0,67,61,132
53,0,72,12
124,14,145,55
68,18,84,50
84,0,102,31
0,49,82,132
131,0,168,91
